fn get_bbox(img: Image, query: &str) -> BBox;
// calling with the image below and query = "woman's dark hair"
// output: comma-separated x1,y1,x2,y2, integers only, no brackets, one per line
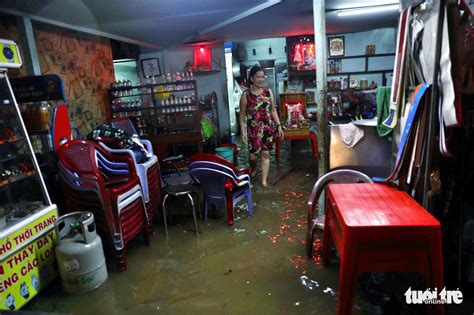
247,64,264,87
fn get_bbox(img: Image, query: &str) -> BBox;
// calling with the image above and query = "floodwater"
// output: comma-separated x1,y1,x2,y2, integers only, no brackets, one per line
24,140,452,314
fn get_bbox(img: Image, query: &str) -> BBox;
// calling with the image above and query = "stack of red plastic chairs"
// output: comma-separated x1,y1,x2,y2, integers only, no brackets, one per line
58,140,151,271
108,118,162,227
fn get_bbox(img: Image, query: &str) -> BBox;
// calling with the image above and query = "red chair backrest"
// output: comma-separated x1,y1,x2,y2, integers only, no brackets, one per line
58,140,97,175
52,104,72,151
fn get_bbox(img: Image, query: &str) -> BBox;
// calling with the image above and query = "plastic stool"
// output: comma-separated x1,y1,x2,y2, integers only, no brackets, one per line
162,184,200,239
275,130,318,162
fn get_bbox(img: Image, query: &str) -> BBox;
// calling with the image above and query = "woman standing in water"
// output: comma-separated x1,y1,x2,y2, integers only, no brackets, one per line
240,64,284,187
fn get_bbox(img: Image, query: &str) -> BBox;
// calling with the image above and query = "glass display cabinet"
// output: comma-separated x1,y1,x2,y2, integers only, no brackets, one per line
0,39,58,311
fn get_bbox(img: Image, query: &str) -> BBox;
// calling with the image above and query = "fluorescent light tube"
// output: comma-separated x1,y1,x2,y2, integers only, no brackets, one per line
337,4,399,17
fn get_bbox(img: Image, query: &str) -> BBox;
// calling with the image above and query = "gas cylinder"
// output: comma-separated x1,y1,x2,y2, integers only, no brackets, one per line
54,212,107,293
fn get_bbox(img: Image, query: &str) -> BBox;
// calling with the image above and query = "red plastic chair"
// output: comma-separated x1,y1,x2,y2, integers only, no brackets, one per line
58,140,151,271
306,169,372,257
98,141,162,229
52,104,80,150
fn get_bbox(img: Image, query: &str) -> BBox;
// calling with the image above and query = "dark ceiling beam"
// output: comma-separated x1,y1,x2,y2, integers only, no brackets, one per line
0,7,161,49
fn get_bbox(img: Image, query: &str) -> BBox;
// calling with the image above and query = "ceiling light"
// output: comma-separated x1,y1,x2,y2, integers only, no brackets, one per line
337,4,399,17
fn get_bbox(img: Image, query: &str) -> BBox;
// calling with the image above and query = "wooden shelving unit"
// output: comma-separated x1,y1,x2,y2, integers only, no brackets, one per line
327,53,395,87
109,80,203,156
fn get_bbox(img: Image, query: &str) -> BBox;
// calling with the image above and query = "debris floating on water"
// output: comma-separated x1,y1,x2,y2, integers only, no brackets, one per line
323,287,336,296
300,275,319,290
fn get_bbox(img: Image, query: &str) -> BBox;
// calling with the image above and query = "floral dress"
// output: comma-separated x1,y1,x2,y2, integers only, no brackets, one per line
246,88,275,155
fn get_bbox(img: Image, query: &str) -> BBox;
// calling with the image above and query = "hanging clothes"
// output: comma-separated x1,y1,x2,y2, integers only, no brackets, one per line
376,86,392,137
386,84,431,182
383,6,412,129
412,2,464,157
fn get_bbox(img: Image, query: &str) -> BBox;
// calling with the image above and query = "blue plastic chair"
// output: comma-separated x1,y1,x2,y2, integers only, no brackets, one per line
189,161,250,183
95,119,161,225
96,151,130,175
189,167,253,225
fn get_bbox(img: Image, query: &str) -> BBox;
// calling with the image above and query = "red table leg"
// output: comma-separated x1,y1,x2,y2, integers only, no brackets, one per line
225,183,235,225
337,242,358,315
321,212,334,265
430,230,445,314
310,133,318,160
275,136,281,162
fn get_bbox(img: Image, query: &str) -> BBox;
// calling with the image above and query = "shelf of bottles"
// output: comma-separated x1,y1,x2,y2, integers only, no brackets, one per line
109,72,201,137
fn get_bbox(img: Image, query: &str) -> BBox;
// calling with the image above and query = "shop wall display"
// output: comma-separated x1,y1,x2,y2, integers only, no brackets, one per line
140,45,230,138
286,35,316,71
0,14,28,78
33,23,115,135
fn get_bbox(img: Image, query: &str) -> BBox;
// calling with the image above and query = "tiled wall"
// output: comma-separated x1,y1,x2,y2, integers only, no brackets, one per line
33,23,114,135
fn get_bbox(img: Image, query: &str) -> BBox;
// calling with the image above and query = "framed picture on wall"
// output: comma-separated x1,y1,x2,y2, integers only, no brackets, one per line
328,36,345,57
141,58,161,77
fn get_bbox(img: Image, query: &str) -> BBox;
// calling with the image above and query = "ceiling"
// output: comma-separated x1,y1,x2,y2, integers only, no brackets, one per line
0,0,399,49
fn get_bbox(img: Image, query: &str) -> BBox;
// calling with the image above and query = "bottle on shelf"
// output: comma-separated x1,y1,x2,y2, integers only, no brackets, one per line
126,79,132,95
166,73,172,82
143,76,148,93
125,80,130,96
116,80,122,96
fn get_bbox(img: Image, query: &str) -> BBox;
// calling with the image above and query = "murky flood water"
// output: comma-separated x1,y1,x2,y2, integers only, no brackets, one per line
24,140,454,314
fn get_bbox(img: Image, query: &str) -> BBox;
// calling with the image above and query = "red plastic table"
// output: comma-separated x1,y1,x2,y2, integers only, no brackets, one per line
275,129,318,162
323,183,443,315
